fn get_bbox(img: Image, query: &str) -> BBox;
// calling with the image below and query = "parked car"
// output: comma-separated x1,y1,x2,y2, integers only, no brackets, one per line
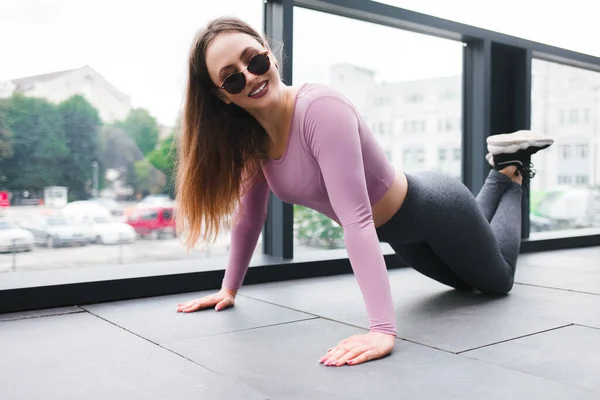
0,219,35,253
126,207,176,239
135,194,174,209
93,197,124,216
62,201,136,245
20,216,88,248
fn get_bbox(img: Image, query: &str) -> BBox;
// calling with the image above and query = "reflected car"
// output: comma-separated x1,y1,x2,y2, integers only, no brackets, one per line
93,197,124,216
62,201,136,244
0,219,35,253
529,214,555,233
127,207,176,239
20,216,88,248
135,194,174,209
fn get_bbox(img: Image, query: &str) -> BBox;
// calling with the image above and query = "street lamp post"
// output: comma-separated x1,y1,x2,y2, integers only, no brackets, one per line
592,85,599,188
92,161,99,199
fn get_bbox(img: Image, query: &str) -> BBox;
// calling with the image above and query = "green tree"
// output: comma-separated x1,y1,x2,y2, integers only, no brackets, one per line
98,125,165,196
2,94,68,191
0,100,13,161
58,95,102,200
294,205,344,249
147,133,176,197
114,108,160,155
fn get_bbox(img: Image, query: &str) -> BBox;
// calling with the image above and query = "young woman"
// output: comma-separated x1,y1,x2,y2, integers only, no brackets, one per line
175,16,553,367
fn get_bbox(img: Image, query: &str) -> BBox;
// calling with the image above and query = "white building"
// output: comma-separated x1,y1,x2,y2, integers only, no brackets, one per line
330,61,600,193
330,64,462,180
0,65,132,123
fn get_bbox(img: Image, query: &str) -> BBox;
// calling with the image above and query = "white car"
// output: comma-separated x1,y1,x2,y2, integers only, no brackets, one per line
0,219,35,253
135,194,174,209
84,214,136,245
19,216,88,248
62,201,136,245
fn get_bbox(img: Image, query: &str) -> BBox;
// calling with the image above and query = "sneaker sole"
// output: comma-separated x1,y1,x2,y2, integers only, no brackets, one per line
487,130,554,155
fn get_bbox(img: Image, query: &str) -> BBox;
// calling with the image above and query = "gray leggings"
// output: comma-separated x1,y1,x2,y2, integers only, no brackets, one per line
376,170,523,294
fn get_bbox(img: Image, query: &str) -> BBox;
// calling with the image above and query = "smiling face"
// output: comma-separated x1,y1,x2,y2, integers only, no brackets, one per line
205,31,283,111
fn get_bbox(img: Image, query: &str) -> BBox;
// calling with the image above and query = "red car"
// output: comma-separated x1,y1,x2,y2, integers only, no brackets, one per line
126,207,176,239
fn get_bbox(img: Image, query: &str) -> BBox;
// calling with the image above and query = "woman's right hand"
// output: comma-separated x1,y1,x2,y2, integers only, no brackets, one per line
176,288,237,313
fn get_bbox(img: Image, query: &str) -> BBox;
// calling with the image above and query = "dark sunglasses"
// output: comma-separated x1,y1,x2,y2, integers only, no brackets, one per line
219,51,271,95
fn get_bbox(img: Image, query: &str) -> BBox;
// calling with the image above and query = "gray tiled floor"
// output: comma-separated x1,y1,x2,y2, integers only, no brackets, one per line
1,246,599,399
240,269,580,352
463,324,600,394
168,318,597,399
0,312,267,400
83,291,315,344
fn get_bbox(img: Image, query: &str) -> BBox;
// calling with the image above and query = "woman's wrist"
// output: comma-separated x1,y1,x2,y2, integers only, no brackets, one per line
221,286,238,297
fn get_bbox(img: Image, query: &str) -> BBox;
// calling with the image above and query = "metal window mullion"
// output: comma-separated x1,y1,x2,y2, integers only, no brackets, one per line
262,0,294,259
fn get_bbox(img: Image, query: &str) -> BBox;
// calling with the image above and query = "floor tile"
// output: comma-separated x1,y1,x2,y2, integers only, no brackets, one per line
169,318,597,400
83,290,315,344
0,306,82,321
463,325,600,394
0,312,267,400
516,264,600,295
241,269,571,352
519,247,600,271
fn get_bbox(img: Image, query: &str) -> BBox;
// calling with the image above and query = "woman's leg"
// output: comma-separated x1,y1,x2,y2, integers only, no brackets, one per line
476,169,514,222
377,171,522,294
421,172,522,294
377,130,553,294
388,241,473,291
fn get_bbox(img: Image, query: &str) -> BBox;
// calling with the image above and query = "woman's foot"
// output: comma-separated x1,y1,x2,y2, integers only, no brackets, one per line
485,130,554,179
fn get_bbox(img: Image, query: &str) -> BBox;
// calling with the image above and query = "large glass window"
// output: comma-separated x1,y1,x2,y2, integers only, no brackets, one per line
292,7,463,252
0,0,264,273
529,59,600,235
375,1,600,57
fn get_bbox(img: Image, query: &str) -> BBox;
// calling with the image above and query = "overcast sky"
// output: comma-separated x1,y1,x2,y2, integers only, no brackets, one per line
1,0,598,126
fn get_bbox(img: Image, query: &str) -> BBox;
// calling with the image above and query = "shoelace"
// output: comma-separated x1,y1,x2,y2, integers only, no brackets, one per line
517,162,536,179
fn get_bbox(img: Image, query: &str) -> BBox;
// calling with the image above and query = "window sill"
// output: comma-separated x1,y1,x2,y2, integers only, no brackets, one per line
2,233,599,314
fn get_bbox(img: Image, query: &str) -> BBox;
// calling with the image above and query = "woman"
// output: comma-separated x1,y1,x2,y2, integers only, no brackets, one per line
175,16,553,367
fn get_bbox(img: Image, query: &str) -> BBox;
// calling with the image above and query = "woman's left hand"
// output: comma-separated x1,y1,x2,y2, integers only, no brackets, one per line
319,332,395,367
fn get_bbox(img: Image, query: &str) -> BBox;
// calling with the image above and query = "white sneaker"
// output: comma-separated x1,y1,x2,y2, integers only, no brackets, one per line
486,130,553,179
485,152,494,167
487,130,554,156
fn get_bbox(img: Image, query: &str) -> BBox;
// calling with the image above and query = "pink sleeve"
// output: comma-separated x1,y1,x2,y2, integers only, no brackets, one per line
304,96,397,336
222,174,270,292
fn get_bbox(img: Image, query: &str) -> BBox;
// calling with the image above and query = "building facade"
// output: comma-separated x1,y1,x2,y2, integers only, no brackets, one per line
0,65,132,123
330,61,600,194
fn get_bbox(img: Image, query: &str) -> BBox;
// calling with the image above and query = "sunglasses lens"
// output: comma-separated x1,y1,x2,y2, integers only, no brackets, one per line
248,53,270,76
223,73,246,94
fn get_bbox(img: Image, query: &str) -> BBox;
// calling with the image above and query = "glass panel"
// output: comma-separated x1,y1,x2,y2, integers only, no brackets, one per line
292,7,463,252
0,0,264,273
530,59,600,235
375,1,600,57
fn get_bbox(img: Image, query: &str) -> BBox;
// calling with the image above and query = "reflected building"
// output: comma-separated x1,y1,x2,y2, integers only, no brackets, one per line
329,62,600,193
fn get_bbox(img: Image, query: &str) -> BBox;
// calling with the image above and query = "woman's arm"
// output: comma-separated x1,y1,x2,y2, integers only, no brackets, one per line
304,96,397,336
222,174,271,292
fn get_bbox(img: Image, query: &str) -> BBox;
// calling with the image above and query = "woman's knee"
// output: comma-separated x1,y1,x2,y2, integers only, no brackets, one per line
479,275,514,296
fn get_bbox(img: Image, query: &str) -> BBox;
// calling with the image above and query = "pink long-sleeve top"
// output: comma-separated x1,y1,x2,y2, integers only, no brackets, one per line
222,83,398,336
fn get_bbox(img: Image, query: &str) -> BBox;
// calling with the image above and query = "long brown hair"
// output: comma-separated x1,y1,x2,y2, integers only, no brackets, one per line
176,17,272,250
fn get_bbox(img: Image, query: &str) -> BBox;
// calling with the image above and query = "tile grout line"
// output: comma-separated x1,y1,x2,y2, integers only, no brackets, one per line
0,309,84,322
239,294,465,355
194,316,320,339
79,305,232,380
573,323,600,331
456,351,600,396
238,293,372,332
514,281,600,296
456,323,574,354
